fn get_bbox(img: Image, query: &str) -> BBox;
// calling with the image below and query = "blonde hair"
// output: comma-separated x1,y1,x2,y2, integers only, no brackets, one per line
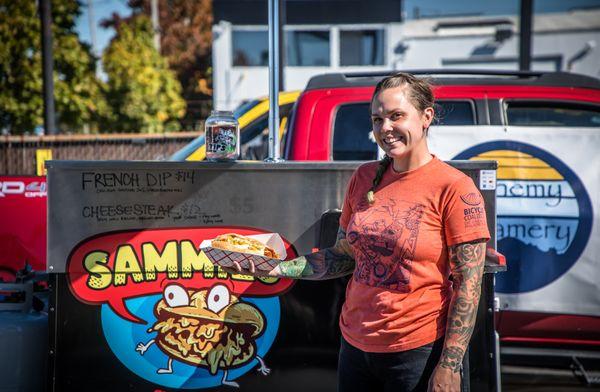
367,73,435,205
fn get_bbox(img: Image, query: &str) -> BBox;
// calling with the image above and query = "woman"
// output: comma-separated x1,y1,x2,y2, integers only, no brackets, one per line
226,73,490,392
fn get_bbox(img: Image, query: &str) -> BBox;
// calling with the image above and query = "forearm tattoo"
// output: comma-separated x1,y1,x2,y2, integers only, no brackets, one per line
439,240,486,373
278,227,355,280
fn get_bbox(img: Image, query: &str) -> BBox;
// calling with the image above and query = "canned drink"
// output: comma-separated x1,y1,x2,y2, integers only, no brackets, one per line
205,110,240,161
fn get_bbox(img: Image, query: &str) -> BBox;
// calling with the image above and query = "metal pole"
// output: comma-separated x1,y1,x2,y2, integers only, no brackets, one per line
278,0,285,92
151,0,161,52
519,0,533,71
266,0,282,162
39,0,57,135
87,0,100,78
87,0,97,56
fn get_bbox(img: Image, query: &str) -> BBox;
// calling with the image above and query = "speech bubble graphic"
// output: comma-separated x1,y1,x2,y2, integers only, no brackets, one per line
67,227,296,323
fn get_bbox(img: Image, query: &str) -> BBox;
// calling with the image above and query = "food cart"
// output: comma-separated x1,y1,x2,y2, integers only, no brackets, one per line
46,160,503,391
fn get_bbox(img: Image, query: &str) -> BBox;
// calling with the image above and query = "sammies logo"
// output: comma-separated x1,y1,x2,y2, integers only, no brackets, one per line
67,227,296,389
455,141,593,293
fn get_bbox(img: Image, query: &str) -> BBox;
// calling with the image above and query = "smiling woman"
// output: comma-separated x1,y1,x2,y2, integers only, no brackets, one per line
225,72,491,392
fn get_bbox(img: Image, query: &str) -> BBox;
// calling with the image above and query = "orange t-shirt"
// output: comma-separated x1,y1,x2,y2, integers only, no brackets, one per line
339,156,490,353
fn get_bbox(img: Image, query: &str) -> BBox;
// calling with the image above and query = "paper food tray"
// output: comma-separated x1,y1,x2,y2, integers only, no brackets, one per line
200,233,286,271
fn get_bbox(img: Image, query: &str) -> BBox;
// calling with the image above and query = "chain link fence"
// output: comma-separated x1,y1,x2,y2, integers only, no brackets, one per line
0,132,202,175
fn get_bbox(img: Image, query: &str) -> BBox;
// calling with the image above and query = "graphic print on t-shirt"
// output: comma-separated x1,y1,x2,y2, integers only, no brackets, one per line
347,198,424,293
460,192,486,229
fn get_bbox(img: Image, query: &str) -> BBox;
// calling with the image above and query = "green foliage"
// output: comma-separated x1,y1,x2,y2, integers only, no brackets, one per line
127,0,213,130
0,0,108,134
102,15,185,133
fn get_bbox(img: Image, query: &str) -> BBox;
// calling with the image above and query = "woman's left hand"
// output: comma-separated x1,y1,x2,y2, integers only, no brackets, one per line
427,365,460,392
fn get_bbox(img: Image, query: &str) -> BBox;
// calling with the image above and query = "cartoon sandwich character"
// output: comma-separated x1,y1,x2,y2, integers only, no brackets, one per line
136,283,270,388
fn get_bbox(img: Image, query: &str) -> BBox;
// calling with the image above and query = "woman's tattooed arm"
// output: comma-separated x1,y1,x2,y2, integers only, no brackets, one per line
438,240,486,373
276,227,356,280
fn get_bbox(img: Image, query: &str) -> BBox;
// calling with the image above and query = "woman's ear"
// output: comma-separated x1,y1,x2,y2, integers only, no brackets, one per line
422,107,434,129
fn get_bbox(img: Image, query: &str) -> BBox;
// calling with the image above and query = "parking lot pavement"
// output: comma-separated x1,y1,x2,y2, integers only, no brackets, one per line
500,346,600,391
502,371,598,391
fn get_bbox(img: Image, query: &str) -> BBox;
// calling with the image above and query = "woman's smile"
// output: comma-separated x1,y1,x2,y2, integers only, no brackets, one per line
383,134,406,146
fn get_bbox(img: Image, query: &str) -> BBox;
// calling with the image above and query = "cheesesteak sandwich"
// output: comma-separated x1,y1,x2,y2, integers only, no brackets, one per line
211,233,280,259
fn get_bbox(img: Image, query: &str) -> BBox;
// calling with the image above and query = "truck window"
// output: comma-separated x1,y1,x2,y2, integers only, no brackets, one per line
333,103,377,161
234,99,261,118
433,101,476,125
506,102,600,127
332,101,476,160
240,104,293,160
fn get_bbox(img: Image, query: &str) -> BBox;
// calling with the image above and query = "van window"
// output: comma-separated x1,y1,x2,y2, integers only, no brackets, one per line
232,30,330,67
232,31,268,66
340,29,385,66
286,31,330,66
332,101,476,160
506,102,600,127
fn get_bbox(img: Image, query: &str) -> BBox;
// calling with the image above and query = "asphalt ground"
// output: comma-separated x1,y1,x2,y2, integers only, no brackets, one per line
502,375,598,391
500,361,600,390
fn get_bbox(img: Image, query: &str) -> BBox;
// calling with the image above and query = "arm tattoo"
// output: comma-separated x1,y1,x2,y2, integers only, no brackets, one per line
278,227,355,280
438,240,486,373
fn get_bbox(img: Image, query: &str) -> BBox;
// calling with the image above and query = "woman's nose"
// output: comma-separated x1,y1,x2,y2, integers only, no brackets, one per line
381,118,393,132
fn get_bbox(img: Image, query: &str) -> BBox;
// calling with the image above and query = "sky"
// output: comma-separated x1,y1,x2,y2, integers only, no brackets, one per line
75,0,131,57
75,0,600,56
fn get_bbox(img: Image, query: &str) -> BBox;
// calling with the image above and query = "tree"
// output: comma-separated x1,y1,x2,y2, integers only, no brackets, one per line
0,0,108,134
131,0,213,129
102,15,185,133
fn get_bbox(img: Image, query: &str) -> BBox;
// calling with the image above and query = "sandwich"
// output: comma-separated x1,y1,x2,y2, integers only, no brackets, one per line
211,233,280,259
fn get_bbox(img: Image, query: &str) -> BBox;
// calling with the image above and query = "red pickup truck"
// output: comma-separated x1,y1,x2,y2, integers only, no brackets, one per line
283,70,600,373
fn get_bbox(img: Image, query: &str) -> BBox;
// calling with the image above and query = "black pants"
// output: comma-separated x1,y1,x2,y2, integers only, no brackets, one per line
337,336,445,392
